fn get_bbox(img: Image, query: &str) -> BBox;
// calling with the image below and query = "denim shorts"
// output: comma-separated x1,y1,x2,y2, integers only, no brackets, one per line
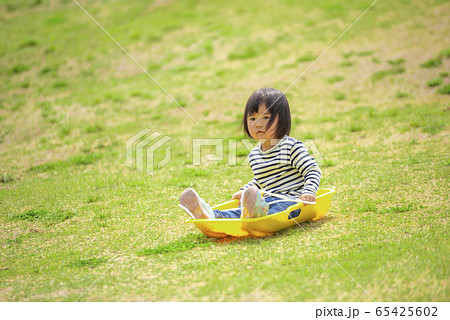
213,196,300,219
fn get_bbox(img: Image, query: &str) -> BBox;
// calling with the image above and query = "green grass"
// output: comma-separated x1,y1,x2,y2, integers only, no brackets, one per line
1,173,14,183
372,57,381,64
420,58,442,68
427,78,443,87
11,209,75,224
333,91,346,100
439,48,450,58
297,53,317,62
9,64,30,74
387,58,405,65
371,66,406,82
138,233,213,255
326,75,345,83
28,152,103,172
67,258,109,269
396,92,409,99
228,39,270,60
338,60,354,67
437,84,450,95
0,0,449,302
357,50,374,57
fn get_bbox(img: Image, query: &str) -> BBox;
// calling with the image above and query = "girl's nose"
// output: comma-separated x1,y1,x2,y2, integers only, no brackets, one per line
254,119,263,127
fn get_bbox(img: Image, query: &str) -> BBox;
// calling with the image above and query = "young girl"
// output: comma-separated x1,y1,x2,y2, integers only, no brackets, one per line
179,87,321,219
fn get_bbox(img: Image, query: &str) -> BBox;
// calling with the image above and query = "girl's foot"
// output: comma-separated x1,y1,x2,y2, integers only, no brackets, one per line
179,188,215,219
241,186,269,219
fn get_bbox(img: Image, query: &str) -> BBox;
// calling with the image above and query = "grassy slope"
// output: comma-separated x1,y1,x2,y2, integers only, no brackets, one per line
0,0,449,301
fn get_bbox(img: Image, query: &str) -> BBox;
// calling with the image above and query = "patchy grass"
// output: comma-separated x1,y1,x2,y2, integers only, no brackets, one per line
348,122,363,132
409,106,447,134
297,52,317,63
28,152,103,172
228,39,270,60
9,64,30,74
438,48,450,58
371,66,406,82
427,78,443,87
387,58,405,65
84,122,104,134
138,234,213,255
67,258,108,269
342,51,354,59
333,91,346,100
338,60,354,67
396,92,409,99
372,57,381,64
326,75,345,83
0,0,448,303
11,209,75,224
0,173,14,183
420,58,441,68
357,50,374,57
437,84,450,95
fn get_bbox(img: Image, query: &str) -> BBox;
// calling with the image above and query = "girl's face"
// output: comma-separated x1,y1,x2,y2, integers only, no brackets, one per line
247,104,279,148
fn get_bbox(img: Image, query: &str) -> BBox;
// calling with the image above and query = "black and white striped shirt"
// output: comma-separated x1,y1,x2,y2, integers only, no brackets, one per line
241,136,322,197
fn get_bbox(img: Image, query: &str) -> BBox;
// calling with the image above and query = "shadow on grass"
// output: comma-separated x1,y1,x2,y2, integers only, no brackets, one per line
137,216,334,255
10,208,75,224
137,233,214,255
213,215,334,245
28,152,102,173
67,257,108,269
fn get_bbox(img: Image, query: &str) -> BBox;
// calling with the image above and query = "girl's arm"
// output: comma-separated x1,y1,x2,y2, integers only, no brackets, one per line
290,141,322,197
230,178,261,205
301,166,322,196
299,193,316,205
239,177,261,191
231,190,243,203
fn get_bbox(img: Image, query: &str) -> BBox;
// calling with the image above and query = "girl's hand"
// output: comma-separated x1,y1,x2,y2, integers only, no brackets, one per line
231,190,243,205
299,194,316,206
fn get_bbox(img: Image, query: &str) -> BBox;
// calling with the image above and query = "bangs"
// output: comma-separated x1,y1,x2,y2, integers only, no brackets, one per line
246,101,264,117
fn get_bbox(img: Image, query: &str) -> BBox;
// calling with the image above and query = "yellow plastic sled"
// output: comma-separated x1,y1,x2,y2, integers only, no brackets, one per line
185,188,335,238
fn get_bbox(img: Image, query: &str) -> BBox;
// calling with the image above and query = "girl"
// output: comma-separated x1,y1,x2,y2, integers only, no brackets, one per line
179,87,321,219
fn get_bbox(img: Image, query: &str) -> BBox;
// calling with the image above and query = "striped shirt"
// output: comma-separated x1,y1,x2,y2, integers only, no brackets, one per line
241,136,322,197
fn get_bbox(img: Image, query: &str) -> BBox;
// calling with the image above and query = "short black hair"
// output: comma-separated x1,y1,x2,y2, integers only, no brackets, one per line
241,88,291,139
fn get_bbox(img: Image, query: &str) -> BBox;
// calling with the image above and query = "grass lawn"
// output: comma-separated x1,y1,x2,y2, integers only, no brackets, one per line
0,0,449,301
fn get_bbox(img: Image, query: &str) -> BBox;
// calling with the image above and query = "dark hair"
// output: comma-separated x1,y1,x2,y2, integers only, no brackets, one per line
241,88,291,139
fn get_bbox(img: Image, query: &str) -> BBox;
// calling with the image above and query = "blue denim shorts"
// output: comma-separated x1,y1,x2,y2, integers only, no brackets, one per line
213,196,300,219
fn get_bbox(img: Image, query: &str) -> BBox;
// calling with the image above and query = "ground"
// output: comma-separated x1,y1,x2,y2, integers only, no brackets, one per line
0,0,449,301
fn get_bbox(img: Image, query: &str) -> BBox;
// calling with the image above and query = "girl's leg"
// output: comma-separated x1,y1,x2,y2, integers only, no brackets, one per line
213,196,300,219
179,188,251,219
180,187,301,220
179,188,215,219
265,198,298,215
214,186,268,219
212,208,242,219
241,186,269,218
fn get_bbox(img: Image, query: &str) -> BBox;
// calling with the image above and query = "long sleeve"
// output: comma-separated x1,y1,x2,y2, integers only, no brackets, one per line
240,136,321,198
289,141,322,196
240,177,261,190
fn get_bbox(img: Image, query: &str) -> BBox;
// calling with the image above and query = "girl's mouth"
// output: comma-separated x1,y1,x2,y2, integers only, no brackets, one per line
256,131,265,134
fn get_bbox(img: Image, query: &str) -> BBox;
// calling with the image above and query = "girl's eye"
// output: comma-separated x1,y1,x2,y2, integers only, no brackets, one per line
249,117,255,121
264,116,271,119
